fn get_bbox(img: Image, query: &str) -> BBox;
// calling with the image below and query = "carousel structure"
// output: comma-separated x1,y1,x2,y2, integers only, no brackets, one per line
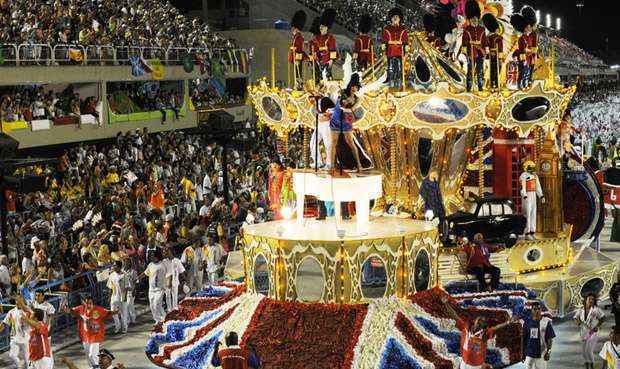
147,2,615,369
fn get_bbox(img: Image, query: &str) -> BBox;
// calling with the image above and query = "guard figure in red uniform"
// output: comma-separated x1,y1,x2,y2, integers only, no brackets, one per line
311,8,337,83
382,7,408,89
482,13,503,90
518,6,538,89
289,10,307,89
353,14,373,71
211,332,261,369
461,0,486,92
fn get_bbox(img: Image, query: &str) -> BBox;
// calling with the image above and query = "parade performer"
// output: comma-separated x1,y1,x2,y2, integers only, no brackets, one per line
0,295,31,369
311,9,337,83
419,171,447,240
482,13,503,91
520,6,538,89
329,74,363,173
520,160,545,239
289,10,307,89
107,261,129,334
310,96,335,169
353,14,374,72
181,236,205,293
65,294,118,369
23,309,53,369
461,0,486,92
382,7,408,89
512,9,537,90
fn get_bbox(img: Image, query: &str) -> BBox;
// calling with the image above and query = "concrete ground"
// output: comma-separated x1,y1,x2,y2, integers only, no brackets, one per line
2,218,618,369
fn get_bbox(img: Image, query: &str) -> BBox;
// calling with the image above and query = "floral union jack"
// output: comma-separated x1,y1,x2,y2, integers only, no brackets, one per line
146,282,535,369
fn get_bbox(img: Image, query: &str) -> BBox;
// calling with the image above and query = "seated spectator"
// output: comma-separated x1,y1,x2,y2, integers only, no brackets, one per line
462,233,503,292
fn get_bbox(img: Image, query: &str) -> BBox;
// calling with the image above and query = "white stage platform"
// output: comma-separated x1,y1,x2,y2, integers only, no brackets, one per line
243,217,436,241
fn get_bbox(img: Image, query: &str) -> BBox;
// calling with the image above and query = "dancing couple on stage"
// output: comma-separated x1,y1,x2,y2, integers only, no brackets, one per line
310,73,372,174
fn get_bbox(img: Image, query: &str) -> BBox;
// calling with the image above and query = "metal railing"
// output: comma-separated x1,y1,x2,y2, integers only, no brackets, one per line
0,43,250,69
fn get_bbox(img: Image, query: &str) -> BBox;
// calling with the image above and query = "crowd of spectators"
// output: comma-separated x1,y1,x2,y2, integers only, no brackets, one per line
0,85,98,122
106,82,181,121
568,80,620,144
0,0,235,50
549,36,607,71
0,125,302,303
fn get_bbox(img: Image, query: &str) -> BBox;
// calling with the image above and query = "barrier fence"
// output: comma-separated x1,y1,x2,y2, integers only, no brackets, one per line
0,43,250,68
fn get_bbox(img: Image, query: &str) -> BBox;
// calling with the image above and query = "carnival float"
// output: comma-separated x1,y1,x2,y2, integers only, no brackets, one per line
147,1,615,368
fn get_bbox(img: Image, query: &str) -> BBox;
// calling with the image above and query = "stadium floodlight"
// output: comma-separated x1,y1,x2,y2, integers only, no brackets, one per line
546,13,552,28
556,17,561,31
536,10,541,24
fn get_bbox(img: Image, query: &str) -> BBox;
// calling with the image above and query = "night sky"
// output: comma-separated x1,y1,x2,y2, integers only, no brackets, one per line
516,1,620,64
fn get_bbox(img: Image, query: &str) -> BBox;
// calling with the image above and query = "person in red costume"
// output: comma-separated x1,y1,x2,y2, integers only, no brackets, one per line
461,0,487,92
311,8,337,83
289,10,307,90
382,7,408,89
64,294,119,369
353,14,373,71
211,331,261,369
482,13,503,91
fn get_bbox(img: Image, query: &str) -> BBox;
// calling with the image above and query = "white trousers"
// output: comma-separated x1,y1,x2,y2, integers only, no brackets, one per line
110,299,128,332
581,336,598,364
207,271,218,286
126,293,136,324
525,357,548,369
30,356,54,369
309,121,332,168
82,342,99,369
523,192,538,234
149,289,166,323
165,284,179,312
9,341,28,369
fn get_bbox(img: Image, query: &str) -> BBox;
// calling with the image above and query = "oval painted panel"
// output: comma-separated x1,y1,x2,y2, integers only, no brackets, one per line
261,96,283,121
511,96,551,122
413,98,469,124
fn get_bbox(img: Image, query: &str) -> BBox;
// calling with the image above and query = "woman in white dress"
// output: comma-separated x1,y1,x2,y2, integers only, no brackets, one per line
575,293,606,369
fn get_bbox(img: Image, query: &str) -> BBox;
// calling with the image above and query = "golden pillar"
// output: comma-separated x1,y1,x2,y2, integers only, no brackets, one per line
537,129,563,236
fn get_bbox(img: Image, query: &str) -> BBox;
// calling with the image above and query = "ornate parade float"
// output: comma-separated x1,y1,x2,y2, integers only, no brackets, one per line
147,1,614,368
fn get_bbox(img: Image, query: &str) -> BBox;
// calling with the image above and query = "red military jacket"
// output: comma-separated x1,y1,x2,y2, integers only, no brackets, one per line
382,25,408,57
288,32,305,63
311,33,337,65
353,34,373,62
518,32,537,65
461,24,487,59
218,347,249,369
487,33,503,58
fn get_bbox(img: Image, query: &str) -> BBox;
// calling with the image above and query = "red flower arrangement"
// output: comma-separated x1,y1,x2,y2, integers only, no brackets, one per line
241,299,368,369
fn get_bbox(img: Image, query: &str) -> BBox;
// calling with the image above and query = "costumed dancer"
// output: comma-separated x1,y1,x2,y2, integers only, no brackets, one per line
461,0,487,92
106,261,129,334
353,14,374,72
310,96,335,169
482,13,503,91
289,10,307,90
419,171,447,240
382,7,408,89
312,9,337,83
329,74,363,173
520,160,545,239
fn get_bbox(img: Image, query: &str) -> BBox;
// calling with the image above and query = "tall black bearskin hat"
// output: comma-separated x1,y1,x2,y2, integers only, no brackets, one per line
291,10,307,31
346,73,362,95
510,13,527,33
310,16,321,36
521,6,537,27
423,14,436,33
318,96,335,113
482,13,499,33
320,8,337,28
465,0,481,20
358,14,373,34
388,7,404,21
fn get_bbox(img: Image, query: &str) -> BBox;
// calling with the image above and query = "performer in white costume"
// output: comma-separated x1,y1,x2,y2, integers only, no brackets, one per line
309,97,335,169
520,160,545,239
